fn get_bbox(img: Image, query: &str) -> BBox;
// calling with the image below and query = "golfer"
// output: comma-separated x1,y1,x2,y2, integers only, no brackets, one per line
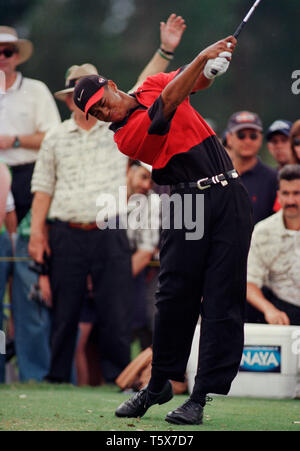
74,35,253,425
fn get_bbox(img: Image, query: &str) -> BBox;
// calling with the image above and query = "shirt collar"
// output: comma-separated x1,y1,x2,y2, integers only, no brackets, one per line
7,72,23,92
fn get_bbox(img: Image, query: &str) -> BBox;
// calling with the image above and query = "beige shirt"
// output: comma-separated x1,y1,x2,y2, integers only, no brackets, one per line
247,210,300,307
0,72,61,165
31,116,128,223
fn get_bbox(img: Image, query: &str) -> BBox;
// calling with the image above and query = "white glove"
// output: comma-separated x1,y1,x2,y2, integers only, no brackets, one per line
203,51,232,79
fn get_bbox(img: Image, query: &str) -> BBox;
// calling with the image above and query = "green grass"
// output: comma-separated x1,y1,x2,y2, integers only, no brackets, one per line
0,383,300,431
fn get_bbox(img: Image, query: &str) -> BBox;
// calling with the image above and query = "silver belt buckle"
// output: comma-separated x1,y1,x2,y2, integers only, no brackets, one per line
197,178,210,190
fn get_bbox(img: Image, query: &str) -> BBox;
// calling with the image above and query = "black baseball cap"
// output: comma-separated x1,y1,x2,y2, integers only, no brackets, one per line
266,120,292,141
227,111,263,133
73,75,108,118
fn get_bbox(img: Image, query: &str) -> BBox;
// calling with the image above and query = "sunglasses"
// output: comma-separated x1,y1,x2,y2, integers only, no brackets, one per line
236,130,260,141
293,138,300,147
0,48,17,58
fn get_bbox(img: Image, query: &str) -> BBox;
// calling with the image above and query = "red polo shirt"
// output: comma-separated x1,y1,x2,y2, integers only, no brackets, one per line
110,70,233,185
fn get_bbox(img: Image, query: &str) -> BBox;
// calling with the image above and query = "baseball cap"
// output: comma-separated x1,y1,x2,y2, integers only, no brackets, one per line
227,111,263,133
266,120,292,141
73,75,108,119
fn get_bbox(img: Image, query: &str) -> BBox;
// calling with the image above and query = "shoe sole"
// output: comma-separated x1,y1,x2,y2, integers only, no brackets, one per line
165,417,203,426
165,415,203,425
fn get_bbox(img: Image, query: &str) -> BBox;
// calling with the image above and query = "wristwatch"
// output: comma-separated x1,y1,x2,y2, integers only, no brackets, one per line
13,136,21,148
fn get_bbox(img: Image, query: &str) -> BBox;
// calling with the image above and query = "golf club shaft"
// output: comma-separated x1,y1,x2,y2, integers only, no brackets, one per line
211,0,263,75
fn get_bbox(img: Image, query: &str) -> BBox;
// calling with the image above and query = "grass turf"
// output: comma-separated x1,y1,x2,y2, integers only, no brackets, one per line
0,383,300,431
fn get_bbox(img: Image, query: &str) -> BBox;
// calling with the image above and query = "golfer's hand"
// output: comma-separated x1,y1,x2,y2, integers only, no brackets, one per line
201,36,236,62
204,52,232,79
160,13,186,52
264,306,290,325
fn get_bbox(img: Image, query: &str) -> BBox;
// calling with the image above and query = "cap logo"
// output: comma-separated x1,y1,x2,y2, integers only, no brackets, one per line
236,112,256,123
77,89,84,102
270,120,289,132
98,77,106,84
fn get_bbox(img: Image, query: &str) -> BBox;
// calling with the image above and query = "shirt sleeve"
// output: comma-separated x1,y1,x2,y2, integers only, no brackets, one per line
247,226,269,288
34,81,61,133
31,130,56,196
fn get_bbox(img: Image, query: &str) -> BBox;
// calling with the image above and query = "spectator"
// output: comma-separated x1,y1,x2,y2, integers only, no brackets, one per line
290,120,300,164
266,120,295,169
29,14,186,383
12,209,52,381
246,164,300,325
74,275,102,386
0,162,12,382
0,26,60,223
75,162,161,383
126,161,160,349
226,111,278,224
0,162,10,227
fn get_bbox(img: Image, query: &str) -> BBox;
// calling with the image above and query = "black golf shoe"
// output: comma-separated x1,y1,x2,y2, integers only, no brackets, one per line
165,398,204,425
115,381,173,418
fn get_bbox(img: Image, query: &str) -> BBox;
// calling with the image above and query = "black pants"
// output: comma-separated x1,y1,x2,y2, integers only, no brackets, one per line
151,179,253,395
10,163,35,224
47,222,133,383
246,287,300,326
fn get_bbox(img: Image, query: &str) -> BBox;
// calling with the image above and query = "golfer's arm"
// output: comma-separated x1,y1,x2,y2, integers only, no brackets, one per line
161,52,209,119
246,282,275,316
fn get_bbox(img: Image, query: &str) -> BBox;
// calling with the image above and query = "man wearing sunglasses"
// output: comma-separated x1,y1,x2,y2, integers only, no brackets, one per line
0,26,60,224
226,111,278,225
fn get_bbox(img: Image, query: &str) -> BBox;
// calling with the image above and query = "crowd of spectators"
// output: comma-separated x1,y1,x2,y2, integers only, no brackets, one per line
0,16,300,386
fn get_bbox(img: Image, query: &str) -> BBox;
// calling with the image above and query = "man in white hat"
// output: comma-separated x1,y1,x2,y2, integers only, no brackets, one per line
0,26,60,223
29,14,186,384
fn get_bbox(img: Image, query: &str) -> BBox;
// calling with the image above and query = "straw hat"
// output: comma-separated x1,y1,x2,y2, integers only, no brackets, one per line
54,63,99,101
0,26,33,64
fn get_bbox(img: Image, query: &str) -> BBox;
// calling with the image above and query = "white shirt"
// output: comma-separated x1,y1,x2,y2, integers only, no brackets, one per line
31,116,128,223
247,210,300,307
0,72,61,166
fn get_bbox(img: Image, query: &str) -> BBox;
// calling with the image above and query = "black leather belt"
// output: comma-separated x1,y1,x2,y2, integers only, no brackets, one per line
171,169,239,191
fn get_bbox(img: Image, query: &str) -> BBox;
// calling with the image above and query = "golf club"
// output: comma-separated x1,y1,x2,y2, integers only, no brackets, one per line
211,0,263,75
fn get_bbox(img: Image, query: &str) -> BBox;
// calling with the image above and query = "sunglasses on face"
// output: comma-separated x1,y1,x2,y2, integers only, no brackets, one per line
0,48,17,58
236,130,260,141
293,138,300,147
